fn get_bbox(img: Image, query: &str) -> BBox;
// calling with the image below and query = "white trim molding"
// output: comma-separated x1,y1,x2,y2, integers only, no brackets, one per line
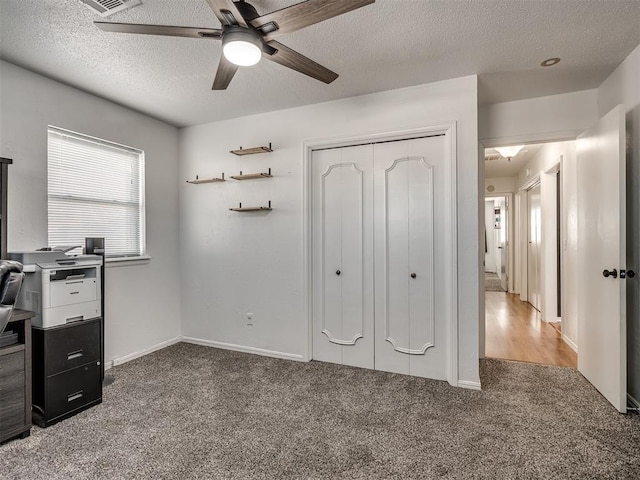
562,334,578,353
302,123,459,387
105,335,182,369
457,380,482,391
181,337,305,362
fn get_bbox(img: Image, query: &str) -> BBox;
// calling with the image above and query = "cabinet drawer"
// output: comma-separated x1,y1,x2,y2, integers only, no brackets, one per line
0,351,24,379
43,362,101,421
41,320,100,375
49,279,97,307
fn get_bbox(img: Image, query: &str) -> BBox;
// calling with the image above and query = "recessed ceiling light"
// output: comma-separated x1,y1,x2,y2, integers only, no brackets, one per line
541,57,561,67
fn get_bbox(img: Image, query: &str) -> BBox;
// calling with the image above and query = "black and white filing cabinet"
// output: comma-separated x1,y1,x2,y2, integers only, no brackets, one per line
9,251,103,427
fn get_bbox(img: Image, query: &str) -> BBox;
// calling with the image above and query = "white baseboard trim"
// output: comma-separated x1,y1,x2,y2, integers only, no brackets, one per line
562,334,578,353
105,336,182,369
181,337,305,362
628,393,640,409
457,380,482,391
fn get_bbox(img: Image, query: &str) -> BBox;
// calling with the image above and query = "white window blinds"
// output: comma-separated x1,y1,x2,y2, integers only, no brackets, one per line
48,127,145,258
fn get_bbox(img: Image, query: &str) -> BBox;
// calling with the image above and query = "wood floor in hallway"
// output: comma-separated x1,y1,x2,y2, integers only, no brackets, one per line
485,292,577,367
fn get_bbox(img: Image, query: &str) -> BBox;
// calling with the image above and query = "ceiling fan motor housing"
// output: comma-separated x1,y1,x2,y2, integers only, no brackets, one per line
232,0,260,21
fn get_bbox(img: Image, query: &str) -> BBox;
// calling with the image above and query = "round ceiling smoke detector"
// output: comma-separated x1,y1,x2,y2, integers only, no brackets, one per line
541,57,561,67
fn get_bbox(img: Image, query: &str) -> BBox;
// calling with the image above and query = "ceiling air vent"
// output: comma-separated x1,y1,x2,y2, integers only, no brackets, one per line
80,0,142,17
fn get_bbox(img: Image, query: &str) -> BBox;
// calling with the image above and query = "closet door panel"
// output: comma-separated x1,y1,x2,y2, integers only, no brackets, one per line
374,136,447,379
407,160,434,355
311,145,374,369
339,164,366,346
384,159,411,357
321,163,345,347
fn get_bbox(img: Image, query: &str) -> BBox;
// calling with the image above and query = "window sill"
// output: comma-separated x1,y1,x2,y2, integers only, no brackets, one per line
105,255,151,268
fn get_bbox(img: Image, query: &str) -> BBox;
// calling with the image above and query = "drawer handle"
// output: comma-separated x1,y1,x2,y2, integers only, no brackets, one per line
66,315,84,324
68,391,83,402
66,280,84,285
69,291,80,295
67,350,83,361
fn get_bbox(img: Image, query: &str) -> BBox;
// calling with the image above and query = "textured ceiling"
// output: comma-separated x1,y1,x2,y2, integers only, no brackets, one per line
1,0,639,127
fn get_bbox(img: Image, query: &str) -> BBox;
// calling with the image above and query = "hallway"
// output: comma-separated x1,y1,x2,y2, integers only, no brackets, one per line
485,292,577,367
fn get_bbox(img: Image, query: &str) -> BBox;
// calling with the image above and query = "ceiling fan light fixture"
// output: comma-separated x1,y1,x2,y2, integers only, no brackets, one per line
495,145,524,159
222,27,262,67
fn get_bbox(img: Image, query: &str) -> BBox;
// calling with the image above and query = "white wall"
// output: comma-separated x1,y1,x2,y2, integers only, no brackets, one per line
598,43,640,404
485,176,516,194
479,89,598,146
179,76,480,386
514,141,578,349
0,60,182,365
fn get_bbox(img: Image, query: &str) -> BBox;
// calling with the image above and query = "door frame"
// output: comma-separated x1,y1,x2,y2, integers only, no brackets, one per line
526,181,542,312
302,123,459,386
540,158,562,324
484,193,514,292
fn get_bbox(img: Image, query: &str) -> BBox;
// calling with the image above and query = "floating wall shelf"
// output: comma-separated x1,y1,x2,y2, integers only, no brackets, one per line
230,168,272,180
186,173,225,184
229,201,272,212
230,143,273,156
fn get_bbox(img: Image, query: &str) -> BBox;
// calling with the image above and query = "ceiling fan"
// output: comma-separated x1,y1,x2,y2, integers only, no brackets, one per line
95,0,375,90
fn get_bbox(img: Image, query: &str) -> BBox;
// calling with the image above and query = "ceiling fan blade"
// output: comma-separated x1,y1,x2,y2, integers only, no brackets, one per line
265,41,338,84
251,0,374,41
212,55,239,90
95,21,222,39
204,0,248,27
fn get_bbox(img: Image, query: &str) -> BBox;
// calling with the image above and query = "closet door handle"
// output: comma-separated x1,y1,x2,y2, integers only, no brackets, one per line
410,273,417,279
603,269,618,279
336,269,341,276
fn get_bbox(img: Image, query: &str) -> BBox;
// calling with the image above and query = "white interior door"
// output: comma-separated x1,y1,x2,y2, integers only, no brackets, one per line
527,184,542,311
311,145,374,369
577,104,627,413
374,136,449,380
498,197,508,291
484,200,497,273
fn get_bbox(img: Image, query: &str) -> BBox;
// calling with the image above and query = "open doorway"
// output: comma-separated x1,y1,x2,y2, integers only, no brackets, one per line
484,195,509,293
483,142,577,368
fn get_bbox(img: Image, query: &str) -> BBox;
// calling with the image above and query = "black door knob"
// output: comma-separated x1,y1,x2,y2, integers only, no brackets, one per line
628,270,636,278
603,269,618,278
410,273,417,279
336,269,341,276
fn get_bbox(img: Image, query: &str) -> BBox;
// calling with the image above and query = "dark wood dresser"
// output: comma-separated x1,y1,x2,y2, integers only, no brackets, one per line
0,309,33,443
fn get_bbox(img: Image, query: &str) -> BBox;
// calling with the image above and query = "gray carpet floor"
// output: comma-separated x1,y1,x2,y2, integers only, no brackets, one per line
1,343,639,479
485,272,506,292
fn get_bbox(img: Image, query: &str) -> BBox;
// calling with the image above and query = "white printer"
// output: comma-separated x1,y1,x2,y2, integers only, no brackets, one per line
9,250,102,328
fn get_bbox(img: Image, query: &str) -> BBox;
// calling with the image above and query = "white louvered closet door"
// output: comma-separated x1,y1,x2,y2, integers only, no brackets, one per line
311,144,375,369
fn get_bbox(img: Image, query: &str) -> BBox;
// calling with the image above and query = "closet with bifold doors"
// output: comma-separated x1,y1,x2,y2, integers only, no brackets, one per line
311,133,455,381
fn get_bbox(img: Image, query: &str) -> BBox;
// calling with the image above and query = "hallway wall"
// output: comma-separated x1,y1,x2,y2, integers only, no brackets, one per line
514,141,578,350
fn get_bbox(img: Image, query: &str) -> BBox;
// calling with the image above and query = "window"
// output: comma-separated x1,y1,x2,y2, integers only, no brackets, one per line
47,126,145,258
